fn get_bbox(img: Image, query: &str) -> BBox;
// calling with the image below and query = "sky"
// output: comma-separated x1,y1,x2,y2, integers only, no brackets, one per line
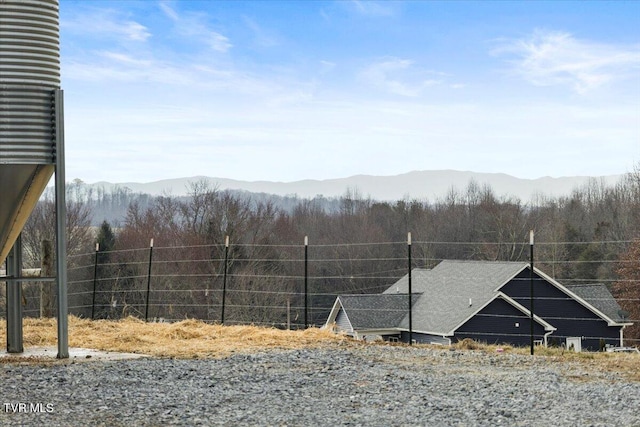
59,0,640,184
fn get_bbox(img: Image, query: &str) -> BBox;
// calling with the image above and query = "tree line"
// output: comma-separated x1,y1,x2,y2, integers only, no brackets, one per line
13,165,640,340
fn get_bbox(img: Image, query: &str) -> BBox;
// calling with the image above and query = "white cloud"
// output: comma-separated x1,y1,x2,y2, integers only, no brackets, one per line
60,6,638,184
349,0,396,17
65,55,283,95
207,33,233,53
62,8,150,42
159,2,232,52
242,16,278,47
319,60,336,74
494,30,640,94
121,21,151,42
65,94,639,183
99,51,153,67
360,58,441,97
65,57,191,85
158,2,179,21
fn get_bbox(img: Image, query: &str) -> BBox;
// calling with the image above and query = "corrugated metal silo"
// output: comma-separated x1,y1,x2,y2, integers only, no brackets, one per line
0,0,60,265
1,0,68,357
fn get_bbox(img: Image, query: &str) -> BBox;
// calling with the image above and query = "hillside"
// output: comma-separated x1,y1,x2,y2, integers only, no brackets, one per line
88,170,622,203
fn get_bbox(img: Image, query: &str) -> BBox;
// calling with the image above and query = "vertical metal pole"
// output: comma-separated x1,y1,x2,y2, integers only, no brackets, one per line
221,236,229,324
54,89,69,359
91,243,99,320
6,235,24,353
304,236,308,329
144,238,154,321
530,230,535,356
408,232,413,346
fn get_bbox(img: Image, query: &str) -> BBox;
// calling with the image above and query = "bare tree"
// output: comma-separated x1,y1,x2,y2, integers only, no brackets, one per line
613,239,640,344
19,197,93,317
22,199,93,266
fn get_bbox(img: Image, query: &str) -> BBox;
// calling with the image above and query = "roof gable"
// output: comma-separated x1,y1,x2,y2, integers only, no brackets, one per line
329,294,420,330
453,291,556,333
385,260,528,334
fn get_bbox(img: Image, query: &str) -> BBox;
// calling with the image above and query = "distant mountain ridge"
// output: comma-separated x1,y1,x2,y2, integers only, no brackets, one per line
90,170,623,202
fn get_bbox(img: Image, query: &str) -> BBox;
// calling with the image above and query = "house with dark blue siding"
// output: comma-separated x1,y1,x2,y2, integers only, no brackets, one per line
324,260,632,351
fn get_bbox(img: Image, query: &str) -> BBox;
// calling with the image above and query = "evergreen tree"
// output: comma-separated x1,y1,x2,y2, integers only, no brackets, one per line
96,220,116,253
94,221,116,318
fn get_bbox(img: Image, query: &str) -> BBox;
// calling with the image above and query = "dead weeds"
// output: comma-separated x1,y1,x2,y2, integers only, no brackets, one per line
450,339,640,382
0,318,638,382
0,316,348,359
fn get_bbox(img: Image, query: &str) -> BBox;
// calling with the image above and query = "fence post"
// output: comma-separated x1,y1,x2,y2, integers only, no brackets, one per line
91,243,99,320
529,230,535,356
304,236,308,329
221,236,229,325
145,238,154,321
408,232,413,346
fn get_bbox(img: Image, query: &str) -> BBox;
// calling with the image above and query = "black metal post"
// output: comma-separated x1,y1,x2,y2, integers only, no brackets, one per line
530,230,534,356
221,236,229,324
144,238,154,321
408,232,413,346
91,243,99,320
304,236,308,329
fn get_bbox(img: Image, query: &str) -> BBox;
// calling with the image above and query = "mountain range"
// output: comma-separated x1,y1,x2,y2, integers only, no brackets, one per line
89,170,623,202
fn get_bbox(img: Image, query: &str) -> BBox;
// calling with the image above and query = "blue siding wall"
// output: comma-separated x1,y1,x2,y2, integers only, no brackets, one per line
501,270,620,350
454,297,547,347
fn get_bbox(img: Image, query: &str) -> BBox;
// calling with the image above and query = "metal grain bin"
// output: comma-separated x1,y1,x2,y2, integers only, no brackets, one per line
0,0,60,265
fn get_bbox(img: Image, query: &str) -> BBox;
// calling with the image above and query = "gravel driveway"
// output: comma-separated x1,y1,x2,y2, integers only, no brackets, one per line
2,345,639,426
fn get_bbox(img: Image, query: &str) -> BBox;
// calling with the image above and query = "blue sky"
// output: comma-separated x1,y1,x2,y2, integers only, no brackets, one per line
59,0,640,184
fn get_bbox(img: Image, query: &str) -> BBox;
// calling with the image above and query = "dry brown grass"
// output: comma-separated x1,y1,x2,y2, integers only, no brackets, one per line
450,339,640,382
1,319,638,382
0,316,349,359
524,344,640,382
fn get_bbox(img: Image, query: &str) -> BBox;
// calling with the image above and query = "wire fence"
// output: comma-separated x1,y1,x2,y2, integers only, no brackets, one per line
3,237,639,347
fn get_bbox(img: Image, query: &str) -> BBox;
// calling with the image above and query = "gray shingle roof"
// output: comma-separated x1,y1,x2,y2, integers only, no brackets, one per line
337,294,420,330
331,260,628,337
566,283,628,323
383,260,528,334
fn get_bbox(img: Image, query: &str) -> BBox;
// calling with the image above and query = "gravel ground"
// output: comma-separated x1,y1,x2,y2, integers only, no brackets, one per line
2,345,639,426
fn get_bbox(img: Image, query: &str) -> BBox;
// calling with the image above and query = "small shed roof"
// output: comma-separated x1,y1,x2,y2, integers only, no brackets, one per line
336,294,420,330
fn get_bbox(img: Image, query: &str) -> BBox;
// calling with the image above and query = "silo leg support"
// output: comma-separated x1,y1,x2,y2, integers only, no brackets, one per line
6,237,24,353
54,89,69,359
